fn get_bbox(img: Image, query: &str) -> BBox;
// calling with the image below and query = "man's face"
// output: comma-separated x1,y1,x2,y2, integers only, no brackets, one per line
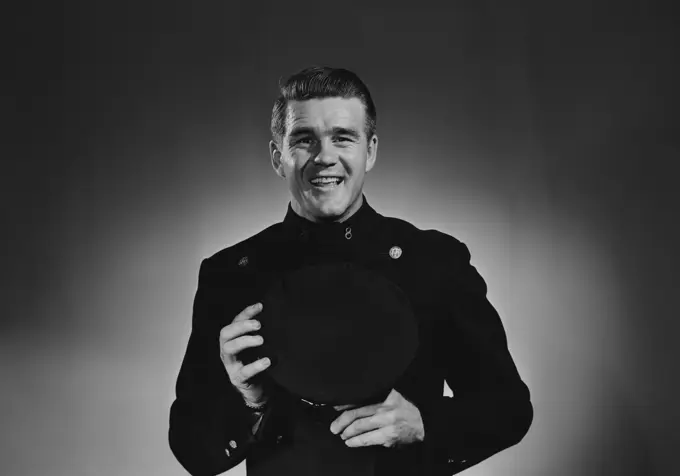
270,97,378,223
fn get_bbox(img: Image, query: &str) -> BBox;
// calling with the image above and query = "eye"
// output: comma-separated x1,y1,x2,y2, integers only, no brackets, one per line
333,136,353,143
292,137,313,146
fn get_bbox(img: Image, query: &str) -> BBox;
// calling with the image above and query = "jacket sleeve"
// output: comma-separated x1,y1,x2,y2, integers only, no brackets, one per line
420,238,533,474
168,258,282,475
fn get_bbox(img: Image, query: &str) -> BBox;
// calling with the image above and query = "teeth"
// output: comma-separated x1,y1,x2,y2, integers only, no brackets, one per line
311,177,341,185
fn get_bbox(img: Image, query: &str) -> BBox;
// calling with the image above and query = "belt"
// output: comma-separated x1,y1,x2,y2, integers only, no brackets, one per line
294,397,343,426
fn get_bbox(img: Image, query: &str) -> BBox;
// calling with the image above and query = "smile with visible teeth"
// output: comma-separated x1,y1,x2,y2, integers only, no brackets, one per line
310,177,343,186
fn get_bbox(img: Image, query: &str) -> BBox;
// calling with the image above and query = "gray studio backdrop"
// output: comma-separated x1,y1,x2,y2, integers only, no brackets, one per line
5,1,678,475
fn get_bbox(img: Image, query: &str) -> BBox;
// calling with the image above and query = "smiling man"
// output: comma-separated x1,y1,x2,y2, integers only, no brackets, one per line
270,94,376,223
169,67,533,476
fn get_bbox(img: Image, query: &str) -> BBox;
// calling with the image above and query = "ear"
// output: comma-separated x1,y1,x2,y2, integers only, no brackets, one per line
365,134,378,173
270,140,285,178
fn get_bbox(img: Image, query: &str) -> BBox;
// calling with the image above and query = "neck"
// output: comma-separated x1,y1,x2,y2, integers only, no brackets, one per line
292,194,364,224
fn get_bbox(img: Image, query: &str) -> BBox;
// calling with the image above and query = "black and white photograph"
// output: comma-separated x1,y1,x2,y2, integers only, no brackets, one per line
5,1,678,475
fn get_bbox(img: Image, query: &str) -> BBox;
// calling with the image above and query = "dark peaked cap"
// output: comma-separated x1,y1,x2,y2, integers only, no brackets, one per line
249,261,419,405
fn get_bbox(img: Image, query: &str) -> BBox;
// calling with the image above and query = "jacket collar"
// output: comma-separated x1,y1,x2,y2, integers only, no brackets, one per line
282,193,379,242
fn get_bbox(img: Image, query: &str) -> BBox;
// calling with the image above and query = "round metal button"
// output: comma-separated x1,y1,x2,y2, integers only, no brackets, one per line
389,246,402,259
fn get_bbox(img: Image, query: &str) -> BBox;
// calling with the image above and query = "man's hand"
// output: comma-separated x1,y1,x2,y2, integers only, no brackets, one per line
219,303,270,408
329,389,425,448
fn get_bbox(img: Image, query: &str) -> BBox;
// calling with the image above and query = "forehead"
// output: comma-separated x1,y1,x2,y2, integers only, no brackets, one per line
285,97,366,133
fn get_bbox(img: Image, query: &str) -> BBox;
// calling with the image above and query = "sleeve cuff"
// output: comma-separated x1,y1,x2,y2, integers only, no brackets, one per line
420,395,463,465
419,392,533,472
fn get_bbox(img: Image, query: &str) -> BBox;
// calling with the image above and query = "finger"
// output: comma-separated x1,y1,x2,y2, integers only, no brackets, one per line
219,332,262,371
239,357,271,381
345,427,396,448
221,334,264,358
219,316,262,343
233,302,264,323
340,412,392,440
330,403,381,435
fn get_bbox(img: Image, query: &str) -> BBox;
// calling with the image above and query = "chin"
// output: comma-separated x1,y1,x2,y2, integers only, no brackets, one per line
315,203,346,218
310,196,349,219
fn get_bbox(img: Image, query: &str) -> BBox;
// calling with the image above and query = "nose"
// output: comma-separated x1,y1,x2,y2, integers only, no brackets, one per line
313,139,338,165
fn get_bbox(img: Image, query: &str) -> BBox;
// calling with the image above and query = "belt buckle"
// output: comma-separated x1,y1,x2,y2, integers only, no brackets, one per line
299,397,328,408
298,397,340,424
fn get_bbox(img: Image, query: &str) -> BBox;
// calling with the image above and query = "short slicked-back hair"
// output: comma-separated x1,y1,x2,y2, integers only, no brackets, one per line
270,66,377,146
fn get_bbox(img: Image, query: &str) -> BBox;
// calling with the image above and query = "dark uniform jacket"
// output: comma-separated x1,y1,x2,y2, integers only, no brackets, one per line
169,194,533,476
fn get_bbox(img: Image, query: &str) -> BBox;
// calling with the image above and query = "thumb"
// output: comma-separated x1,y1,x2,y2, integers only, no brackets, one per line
384,388,402,404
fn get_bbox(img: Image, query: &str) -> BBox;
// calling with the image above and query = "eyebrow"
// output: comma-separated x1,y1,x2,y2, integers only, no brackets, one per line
331,127,361,139
288,127,315,138
288,126,361,139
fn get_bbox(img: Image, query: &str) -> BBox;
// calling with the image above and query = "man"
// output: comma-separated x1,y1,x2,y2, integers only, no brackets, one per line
169,66,533,476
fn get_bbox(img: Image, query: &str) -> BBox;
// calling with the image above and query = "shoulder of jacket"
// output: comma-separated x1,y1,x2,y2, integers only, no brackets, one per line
379,215,474,275
201,222,284,272
379,214,465,249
